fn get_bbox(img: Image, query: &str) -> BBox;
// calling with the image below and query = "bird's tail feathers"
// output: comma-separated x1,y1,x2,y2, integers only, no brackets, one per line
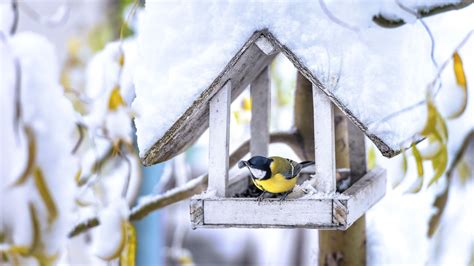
299,161,315,168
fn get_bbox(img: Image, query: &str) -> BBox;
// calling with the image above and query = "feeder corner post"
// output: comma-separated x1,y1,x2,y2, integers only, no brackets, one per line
312,85,336,193
208,80,232,197
250,66,271,157
319,108,368,266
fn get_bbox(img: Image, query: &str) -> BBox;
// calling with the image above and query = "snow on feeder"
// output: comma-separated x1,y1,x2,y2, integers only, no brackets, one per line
140,30,393,229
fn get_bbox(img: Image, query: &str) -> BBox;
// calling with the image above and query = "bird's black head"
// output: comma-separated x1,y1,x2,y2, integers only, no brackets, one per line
238,156,273,180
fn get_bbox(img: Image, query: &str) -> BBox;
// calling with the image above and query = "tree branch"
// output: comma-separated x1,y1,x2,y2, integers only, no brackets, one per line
373,0,474,28
68,131,302,237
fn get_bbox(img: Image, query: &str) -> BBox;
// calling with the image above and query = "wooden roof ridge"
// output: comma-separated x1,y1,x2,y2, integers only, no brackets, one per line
142,29,409,166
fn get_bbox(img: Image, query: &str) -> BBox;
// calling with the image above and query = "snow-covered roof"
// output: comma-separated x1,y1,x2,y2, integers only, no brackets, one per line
133,1,473,165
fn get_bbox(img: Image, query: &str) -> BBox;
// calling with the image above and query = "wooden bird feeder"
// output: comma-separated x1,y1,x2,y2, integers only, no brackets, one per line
142,30,390,230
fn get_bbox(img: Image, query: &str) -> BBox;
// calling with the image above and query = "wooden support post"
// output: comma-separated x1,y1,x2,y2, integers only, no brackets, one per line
334,107,350,179
319,107,368,266
312,85,336,193
348,120,367,183
208,81,231,197
250,67,270,157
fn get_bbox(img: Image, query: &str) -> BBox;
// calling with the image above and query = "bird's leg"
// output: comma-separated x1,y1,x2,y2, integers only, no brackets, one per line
257,191,267,203
279,191,291,202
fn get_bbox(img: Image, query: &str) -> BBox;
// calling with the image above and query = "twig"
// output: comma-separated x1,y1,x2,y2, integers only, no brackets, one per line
373,0,474,28
395,0,438,68
68,131,302,237
10,0,19,35
71,123,85,154
13,57,22,141
318,0,359,32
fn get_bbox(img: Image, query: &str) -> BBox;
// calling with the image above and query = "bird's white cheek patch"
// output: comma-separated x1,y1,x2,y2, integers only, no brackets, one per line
250,168,267,179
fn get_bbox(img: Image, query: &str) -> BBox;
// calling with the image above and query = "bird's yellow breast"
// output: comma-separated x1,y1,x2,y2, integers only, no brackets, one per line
252,173,297,194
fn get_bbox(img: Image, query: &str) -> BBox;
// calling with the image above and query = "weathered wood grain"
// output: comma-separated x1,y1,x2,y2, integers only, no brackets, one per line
250,67,270,157
343,167,386,226
197,198,335,229
348,120,367,183
208,81,231,197
313,85,336,193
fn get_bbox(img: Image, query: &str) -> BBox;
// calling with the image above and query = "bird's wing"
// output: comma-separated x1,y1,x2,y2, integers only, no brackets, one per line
281,159,302,180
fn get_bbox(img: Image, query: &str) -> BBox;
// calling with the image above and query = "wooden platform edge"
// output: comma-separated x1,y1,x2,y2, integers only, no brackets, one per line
342,167,387,227
189,168,386,230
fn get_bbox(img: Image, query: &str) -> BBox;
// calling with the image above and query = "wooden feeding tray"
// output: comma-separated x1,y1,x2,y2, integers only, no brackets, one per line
191,167,386,229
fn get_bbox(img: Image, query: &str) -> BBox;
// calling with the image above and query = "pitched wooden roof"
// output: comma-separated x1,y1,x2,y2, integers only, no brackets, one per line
141,29,419,166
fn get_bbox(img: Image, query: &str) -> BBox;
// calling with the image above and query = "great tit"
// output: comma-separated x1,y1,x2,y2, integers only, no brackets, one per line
238,156,314,200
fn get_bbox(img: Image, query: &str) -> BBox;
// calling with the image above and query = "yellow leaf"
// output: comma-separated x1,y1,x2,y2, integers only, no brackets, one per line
98,219,127,261
241,97,252,111
12,126,36,186
421,101,440,137
412,144,424,178
120,222,137,266
119,53,125,67
453,52,467,89
177,254,194,266
74,169,82,185
436,111,449,142
406,144,424,193
26,203,41,256
457,160,472,183
428,146,448,187
419,137,442,160
367,146,377,170
33,167,58,225
448,52,468,119
108,86,125,111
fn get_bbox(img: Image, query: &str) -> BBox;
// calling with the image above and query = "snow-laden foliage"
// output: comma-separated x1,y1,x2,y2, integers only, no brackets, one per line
0,3,141,264
0,32,78,264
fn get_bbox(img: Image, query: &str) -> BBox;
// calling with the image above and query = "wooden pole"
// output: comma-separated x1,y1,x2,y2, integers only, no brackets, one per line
312,85,336,193
294,72,367,266
208,81,232,197
250,67,271,157
318,107,367,266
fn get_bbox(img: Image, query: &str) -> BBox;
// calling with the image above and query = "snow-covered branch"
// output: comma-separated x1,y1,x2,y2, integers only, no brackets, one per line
373,0,474,28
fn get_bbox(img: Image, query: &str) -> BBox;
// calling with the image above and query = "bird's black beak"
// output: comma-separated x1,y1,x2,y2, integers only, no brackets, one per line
238,161,247,169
